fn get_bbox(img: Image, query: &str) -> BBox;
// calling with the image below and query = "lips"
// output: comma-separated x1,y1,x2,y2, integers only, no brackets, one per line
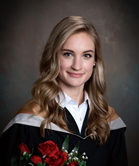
67,72,84,78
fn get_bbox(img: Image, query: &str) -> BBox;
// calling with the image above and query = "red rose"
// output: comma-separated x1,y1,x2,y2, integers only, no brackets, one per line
31,155,43,166
38,140,59,157
68,161,79,166
18,143,30,157
45,150,68,166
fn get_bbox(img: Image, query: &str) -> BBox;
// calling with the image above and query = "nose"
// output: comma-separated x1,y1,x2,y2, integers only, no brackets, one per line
71,56,82,70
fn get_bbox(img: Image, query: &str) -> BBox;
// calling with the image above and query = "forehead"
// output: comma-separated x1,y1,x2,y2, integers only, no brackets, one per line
62,32,95,51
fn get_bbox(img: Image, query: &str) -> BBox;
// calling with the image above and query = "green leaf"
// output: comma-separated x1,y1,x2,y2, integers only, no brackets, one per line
79,161,86,166
71,141,80,157
37,163,43,166
23,152,29,157
73,141,79,152
63,161,67,166
61,135,69,151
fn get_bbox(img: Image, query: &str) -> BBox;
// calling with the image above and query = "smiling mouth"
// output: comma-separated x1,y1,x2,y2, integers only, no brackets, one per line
67,72,84,78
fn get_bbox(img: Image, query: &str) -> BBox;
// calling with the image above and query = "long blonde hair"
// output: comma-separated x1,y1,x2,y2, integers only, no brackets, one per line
29,16,109,145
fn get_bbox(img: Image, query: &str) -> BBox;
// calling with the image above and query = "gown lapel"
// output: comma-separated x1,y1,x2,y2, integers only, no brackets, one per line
64,107,80,135
64,103,89,137
80,103,89,137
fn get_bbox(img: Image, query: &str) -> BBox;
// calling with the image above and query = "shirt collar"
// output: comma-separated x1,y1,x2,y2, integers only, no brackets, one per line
55,91,90,108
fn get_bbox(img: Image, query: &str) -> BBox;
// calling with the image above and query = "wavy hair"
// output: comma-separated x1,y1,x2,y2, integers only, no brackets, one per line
28,16,109,145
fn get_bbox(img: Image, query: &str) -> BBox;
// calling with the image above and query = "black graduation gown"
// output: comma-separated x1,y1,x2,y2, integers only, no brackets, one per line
0,107,128,166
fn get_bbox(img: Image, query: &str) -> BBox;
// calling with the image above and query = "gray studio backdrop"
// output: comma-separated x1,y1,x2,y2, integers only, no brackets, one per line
0,0,139,165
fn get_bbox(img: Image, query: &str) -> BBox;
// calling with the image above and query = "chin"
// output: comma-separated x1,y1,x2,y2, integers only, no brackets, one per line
66,81,84,88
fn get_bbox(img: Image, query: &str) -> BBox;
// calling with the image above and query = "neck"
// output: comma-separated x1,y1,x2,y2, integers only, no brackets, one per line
60,87,84,106
66,89,84,106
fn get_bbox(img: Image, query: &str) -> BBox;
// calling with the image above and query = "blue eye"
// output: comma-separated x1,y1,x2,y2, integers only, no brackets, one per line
84,54,92,58
63,53,72,57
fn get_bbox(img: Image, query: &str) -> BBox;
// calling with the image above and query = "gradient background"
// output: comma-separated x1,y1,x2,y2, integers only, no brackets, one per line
0,0,139,165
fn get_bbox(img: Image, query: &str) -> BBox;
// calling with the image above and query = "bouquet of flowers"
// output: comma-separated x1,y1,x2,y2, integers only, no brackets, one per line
11,136,88,166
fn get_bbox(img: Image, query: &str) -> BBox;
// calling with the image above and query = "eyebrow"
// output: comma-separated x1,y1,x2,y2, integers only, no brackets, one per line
61,49,94,53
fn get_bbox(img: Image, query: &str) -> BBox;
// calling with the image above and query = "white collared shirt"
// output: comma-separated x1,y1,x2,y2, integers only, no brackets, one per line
55,92,90,133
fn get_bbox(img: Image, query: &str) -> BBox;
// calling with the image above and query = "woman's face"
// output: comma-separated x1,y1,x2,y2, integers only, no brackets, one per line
58,32,95,91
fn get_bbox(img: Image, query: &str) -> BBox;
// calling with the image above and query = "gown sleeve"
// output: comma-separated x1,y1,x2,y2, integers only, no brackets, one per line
107,127,128,166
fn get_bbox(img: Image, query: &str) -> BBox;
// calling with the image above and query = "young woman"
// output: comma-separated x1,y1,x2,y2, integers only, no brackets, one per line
0,16,128,166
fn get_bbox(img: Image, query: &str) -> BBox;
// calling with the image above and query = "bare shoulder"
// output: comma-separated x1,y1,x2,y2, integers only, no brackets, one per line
16,101,46,118
107,105,119,122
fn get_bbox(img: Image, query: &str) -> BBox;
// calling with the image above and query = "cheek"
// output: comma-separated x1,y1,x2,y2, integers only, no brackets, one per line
84,62,94,74
59,58,71,71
